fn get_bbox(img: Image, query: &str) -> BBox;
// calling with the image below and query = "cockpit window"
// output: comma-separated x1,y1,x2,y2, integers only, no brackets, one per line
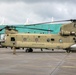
1,34,6,40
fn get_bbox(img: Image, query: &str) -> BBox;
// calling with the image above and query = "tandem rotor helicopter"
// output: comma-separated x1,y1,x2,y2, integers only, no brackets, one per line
0,19,76,54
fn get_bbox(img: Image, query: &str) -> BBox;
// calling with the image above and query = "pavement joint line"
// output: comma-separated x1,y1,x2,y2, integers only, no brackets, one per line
50,53,70,75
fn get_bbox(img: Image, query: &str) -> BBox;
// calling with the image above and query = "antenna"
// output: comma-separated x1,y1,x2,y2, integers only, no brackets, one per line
1,17,5,25
48,17,54,34
25,18,29,25
51,17,54,22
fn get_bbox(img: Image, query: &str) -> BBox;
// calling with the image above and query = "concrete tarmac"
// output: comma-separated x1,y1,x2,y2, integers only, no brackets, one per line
0,48,76,75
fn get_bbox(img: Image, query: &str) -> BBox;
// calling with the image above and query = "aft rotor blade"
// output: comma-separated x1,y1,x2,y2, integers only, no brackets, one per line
0,19,75,31
23,19,76,26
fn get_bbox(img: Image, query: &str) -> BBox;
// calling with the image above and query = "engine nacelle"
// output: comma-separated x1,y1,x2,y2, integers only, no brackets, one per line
60,31,76,36
60,31,70,36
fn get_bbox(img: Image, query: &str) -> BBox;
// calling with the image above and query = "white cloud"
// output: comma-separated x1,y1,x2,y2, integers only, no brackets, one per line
0,0,76,24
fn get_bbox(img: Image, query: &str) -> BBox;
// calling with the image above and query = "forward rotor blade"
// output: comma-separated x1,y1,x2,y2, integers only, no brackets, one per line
0,27,5,31
0,26,15,31
15,26,53,32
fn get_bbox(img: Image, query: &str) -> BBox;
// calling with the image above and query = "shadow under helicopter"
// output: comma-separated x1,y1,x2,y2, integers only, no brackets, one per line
5,48,67,54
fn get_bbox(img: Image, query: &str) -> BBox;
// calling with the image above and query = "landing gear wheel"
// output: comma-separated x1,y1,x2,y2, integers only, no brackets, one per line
26,48,33,52
66,50,70,53
41,48,43,51
29,48,33,52
26,49,29,52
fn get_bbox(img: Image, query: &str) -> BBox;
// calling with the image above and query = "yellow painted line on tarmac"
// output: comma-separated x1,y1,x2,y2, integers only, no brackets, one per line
24,64,55,68
17,64,55,69
36,57,60,61
61,66,76,68
66,58,76,60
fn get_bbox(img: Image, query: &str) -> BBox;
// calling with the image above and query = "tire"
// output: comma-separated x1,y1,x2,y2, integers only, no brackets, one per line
29,48,33,52
26,48,33,52
66,50,70,53
26,49,29,52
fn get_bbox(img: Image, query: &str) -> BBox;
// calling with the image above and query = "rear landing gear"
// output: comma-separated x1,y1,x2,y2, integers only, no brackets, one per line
26,48,33,52
66,50,71,53
65,48,71,53
41,48,43,51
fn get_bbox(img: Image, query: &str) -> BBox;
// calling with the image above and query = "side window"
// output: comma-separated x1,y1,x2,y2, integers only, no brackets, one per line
51,38,55,41
11,37,15,41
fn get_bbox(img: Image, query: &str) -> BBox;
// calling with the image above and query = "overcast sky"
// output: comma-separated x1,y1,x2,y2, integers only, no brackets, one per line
0,0,76,24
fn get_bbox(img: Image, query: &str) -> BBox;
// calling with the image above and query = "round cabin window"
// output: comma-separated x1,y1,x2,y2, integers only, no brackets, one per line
23,38,27,41
59,39,63,43
47,38,50,42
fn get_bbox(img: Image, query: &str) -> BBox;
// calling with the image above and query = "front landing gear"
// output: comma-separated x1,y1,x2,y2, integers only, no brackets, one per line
26,48,33,52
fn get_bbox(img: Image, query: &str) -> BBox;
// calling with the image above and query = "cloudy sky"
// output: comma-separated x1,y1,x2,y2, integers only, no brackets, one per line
0,0,76,25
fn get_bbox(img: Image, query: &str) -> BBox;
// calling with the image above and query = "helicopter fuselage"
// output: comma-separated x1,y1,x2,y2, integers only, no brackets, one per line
1,20,76,53
1,33,75,50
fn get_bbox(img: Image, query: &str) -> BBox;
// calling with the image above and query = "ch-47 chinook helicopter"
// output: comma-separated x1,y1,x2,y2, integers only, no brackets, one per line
0,19,76,53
